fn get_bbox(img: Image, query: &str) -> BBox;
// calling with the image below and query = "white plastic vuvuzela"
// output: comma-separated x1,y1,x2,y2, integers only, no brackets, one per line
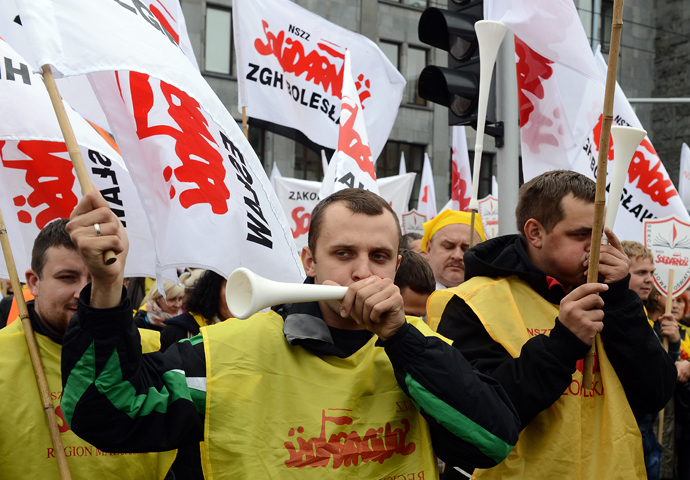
468,20,508,211
225,267,348,319
604,126,647,235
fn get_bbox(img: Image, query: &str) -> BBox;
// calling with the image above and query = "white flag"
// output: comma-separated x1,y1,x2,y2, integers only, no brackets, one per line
491,175,498,198
232,0,404,160
417,153,437,220
0,38,157,281
318,51,379,198
320,149,329,178
399,152,407,175
486,0,605,180
1,0,198,131
274,177,321,253
569,49,690,242
269,162,282,191
277,173,416,253
16,0,304,283
451,126,472,211
679,143,690,211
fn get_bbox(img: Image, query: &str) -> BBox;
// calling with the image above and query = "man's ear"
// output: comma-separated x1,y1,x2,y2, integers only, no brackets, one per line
301,246,316,278
25,269,39,296
524,219,545,249
395,254,402,272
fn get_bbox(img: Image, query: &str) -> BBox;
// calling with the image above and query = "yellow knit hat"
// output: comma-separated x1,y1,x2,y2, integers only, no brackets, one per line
420,210,486,252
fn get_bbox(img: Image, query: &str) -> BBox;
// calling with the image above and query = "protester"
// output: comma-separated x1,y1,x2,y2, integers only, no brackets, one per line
393,249,435,318
133,281,184,331
401,232,424,254
0,219,175,478
60,189,519,479
677,306,690,480
160,269,230,351
622,240,675,480
421,210,485,290
159,269,230,480
429,170,676,479
656,290,690,480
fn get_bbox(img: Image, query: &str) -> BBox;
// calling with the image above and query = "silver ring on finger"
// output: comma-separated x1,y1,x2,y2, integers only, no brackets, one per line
94,223,101,236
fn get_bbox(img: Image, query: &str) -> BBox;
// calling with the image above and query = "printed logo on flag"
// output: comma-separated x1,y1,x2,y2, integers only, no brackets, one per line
644,216,690,297
478,195,498,240
402,210,426,235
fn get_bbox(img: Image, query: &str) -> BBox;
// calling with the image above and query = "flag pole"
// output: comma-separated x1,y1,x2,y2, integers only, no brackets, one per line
40,65,116,266
582,0,625,390
242,107,249,139
0,207,73,480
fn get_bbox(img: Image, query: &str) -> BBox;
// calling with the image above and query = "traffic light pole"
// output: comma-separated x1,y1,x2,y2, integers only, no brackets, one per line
496,31,519,236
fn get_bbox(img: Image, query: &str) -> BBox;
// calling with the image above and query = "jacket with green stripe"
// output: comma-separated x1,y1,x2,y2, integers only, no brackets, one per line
61,283,519,471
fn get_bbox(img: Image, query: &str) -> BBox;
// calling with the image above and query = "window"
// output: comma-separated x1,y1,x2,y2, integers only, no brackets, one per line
388,0,428,7
406,47,427,106
379,41,400,70
379,141,426,209
248,126,266,166
467,151,496,200
600,1,613,53
205,5,234,75
294,143,322,181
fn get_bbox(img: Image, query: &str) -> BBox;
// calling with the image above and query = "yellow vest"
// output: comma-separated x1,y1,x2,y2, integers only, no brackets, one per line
429,276,645,480
0,320,176,479
201,312,439,480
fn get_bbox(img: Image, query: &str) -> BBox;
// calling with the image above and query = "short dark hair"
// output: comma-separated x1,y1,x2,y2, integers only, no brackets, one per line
31,218,76,279
308,189,402,258
401,232,423,251
394,250,435,295
183,270,227,320
515,170,596,240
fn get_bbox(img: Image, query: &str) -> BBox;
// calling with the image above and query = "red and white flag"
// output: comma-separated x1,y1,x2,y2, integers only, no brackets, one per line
451,126,472,211
417,153,437,221
1,0,198,131
0,38,156,281
486,0,605,180
15,0,304,283
319,50,379,198
569,49,690,242
232,0,404,160
679,143,690,211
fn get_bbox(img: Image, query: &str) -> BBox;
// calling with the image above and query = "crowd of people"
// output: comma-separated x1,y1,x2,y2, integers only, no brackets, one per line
0,170,688,479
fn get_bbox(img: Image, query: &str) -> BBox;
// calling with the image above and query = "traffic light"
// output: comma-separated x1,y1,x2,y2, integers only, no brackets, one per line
417,0,500,137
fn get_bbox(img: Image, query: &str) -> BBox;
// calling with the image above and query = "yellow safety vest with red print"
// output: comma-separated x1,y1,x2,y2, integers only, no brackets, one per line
201,312,439,480
428,275,645,480
0,320,176,479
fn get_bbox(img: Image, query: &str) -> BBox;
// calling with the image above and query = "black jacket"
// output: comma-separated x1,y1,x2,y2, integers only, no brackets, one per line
437,235,677,429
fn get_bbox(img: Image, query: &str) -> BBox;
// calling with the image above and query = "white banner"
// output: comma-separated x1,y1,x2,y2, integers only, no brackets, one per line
451,126,472,211
232,0,404,160
644,216,690,298
417,153,437,221
679,143,690,211
0,38,157,281
276,174,416,253
15,0,304,283
569,49,690,242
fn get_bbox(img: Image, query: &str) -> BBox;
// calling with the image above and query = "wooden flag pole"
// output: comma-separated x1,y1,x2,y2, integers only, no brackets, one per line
657,269,674,443
582,0,625,390
0,207,73,480
242,107,249,140
40,65,116,265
